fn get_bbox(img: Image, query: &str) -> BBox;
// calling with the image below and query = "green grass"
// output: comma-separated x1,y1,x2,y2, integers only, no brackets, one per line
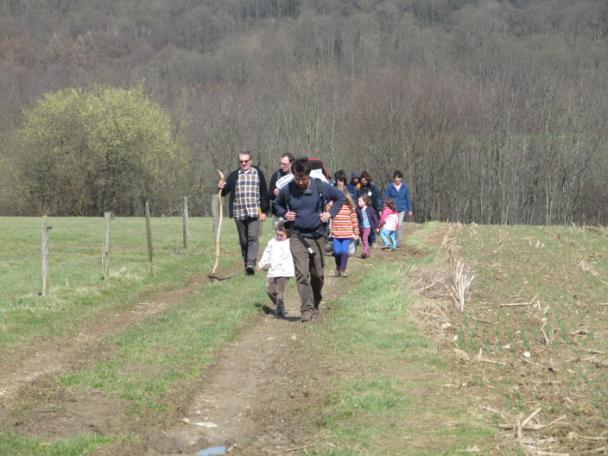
0,433,115,456
0,216,241,351
306,224,498,455
60,271,267,413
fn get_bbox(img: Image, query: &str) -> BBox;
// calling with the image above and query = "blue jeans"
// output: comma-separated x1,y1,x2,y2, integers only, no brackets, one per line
380,229,397,250
332,238,352,271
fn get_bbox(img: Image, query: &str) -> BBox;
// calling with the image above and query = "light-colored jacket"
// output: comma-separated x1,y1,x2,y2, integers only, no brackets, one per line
258,237,295,278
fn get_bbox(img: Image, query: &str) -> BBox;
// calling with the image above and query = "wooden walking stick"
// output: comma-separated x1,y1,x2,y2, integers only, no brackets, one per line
208,170,234,281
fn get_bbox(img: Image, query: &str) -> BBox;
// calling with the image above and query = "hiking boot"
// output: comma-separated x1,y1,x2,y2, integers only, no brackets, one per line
340,270,348,278
381,244,390,250
311,309,320,320
274,307,286,318
245,265,255,276
300,310,314,322
332,269,341,277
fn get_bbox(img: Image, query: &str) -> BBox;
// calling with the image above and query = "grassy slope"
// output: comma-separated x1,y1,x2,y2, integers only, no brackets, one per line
304,222,501,455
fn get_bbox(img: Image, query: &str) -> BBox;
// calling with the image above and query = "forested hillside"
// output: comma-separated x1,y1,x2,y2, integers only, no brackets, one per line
1,0,607,223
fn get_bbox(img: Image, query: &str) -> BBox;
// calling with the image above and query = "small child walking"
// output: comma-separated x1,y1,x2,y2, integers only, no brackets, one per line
328,187,360,277
378,199,400,251
257,221,295,318
356,195,378,259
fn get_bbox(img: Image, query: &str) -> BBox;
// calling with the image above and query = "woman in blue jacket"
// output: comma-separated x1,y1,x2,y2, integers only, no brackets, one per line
383,170,413,246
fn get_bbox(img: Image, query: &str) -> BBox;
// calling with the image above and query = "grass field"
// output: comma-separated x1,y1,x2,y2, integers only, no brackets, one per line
0,216,240,349
0,218,606,455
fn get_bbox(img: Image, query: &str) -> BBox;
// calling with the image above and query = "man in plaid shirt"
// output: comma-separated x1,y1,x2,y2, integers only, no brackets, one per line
218,151,269,275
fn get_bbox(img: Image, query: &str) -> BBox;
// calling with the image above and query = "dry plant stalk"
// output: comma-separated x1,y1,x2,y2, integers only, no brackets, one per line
450,259,475,312
442,223,474,312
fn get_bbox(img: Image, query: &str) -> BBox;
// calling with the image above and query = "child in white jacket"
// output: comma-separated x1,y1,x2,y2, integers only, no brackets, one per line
257,221,295,318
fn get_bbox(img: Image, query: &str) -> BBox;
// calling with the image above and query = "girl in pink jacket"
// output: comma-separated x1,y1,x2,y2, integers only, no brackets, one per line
378,199,400,251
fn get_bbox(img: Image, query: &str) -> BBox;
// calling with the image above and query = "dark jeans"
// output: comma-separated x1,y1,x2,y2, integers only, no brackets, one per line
290,235,325,316
234,217,260,268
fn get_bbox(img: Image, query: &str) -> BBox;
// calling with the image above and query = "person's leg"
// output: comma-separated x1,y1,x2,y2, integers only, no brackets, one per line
397,211,406,246
290,236,315,320
245,218,260,269
380,229,390,247
340,239,352,274
309,237,325,315
331,238,341,275
266,278,277,305
390,231,398,250
274,277,288,317
361,228,370,257
234,218,248,267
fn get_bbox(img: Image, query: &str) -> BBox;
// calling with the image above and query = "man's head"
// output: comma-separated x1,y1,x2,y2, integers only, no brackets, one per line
292,158,312,189
279,153,295,173
393,170,403,185
351,171,360,184
238,150,253,172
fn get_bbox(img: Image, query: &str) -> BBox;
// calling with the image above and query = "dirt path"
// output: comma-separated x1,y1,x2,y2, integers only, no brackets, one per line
1,225,427,455
150,232,427,455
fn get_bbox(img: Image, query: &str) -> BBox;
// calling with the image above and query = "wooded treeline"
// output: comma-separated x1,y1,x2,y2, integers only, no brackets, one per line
1,0,607,224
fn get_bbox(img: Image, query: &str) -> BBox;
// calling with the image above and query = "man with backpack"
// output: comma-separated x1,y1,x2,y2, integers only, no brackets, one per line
273,158,345,322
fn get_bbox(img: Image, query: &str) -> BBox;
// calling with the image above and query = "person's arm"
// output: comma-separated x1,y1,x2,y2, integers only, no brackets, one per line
268,171,278,201
258,169,270,216
324,184,345,218
273,187,288,218
220,171,235,197
404,184,413,215
373,185,384,212
383,183,392,200
257,241,272,271
378,208,388,227
350,208,360,238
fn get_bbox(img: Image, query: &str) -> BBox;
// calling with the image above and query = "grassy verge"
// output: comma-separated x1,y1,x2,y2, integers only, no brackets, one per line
306,224,499,455
0,216,240,351
0,433,114,456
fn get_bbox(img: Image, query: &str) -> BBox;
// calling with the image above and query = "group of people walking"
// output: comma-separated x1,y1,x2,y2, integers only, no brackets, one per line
218,151,413,322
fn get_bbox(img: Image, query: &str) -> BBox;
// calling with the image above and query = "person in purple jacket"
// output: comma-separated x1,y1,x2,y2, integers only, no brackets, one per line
383,170,413,246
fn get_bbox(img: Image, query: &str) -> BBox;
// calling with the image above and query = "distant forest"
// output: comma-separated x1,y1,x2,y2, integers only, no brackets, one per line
1,0,607,224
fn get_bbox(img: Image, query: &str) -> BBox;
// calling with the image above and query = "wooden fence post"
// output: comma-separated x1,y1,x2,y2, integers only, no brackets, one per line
182,196,190,249
41,215,51,296
102,211,112,279
145,200,154,276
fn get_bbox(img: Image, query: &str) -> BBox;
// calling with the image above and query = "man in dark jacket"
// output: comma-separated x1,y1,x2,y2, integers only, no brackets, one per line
268,152,295,216
274,158,345,322
218,150,269,275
